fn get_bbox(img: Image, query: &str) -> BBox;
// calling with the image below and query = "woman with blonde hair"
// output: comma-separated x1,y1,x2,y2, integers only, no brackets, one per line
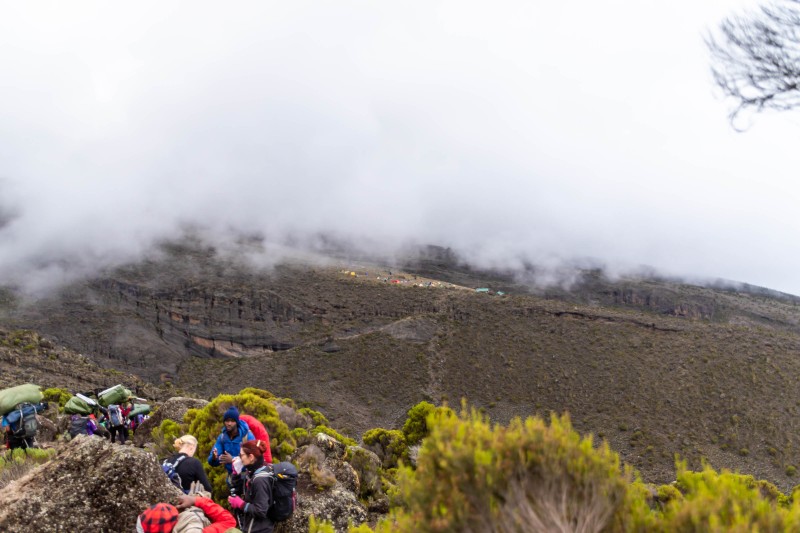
163,434,213,493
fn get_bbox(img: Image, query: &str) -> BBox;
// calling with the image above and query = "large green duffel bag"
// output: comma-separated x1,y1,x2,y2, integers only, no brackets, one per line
64,395,93,415
0,384,43,416
128,404,151,418
98,384,132,407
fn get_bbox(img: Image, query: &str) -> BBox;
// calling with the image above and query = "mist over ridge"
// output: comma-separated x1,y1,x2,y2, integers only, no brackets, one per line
1,1,798,296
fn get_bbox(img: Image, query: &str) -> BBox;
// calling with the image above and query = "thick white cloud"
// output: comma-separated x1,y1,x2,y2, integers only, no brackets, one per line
2,0,798,294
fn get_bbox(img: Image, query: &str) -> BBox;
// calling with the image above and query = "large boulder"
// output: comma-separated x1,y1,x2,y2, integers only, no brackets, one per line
0,435,182,532
277,433,369,533
34,414,58,443
133,396,209,447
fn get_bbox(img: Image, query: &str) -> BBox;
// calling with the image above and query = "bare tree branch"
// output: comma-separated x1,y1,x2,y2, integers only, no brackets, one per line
706,0,800,126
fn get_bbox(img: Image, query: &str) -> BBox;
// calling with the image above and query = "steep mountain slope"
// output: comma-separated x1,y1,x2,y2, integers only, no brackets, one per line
3,243,800,490
0,328,170,400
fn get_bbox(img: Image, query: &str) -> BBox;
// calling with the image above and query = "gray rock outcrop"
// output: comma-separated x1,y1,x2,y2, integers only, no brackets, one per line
134,396,209,447
0,435,181,533
277,433,369,533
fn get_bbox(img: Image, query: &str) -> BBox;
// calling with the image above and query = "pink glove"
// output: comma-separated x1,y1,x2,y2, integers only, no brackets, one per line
228,495,245,510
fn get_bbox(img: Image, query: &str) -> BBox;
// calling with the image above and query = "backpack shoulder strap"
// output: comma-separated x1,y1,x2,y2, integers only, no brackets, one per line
252,465,273,481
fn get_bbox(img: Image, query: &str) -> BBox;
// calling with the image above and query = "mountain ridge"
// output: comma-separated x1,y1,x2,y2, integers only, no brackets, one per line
3,242,800,491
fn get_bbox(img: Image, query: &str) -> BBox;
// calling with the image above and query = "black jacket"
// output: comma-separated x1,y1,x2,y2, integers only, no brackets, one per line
164,452,213,493
231,463,274,533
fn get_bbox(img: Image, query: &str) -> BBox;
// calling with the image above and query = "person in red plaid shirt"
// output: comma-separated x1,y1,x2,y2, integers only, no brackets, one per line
136,494,237,533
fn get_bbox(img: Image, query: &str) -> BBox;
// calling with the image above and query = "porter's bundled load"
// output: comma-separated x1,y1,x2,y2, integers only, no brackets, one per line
0,384,43,415
64,395,94,415
128,404,151,418
97,384,132,407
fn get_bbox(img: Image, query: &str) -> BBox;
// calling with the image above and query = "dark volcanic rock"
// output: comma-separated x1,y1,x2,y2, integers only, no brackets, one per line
279,433,369,533
134,396,209,447
0,436,181,533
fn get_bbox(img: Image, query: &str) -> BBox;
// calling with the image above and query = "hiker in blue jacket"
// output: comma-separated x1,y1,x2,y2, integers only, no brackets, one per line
208,406,254,475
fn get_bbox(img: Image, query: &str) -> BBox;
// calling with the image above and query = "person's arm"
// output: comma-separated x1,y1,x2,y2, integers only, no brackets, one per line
176,496,236,533
242,476,272,519
194,496,237,533
207,437,222,466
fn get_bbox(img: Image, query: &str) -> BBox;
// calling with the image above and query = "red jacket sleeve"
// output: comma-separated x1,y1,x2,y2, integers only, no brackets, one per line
194,497,237,533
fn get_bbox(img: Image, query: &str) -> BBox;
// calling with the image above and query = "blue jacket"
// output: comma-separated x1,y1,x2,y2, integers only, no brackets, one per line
208,419,255,473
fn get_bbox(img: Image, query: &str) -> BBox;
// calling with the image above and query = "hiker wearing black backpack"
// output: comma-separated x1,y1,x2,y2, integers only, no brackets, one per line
1,401,47,449
67,413,98,439
107,403,129,444
229,440,274,533
162,434,213,493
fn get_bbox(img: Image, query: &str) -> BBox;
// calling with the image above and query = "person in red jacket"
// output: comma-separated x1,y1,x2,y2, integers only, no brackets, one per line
239,414,272,464
136,495,236,533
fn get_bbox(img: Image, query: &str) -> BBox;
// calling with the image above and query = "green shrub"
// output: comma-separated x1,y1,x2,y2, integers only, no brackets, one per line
362,428,408,469
788,465,797,477
292,427,311,447
401,401,435,445
380,406,635,532
656,483,683,507
312,425,356,447
348,524,377,533
42,387,72,410
0,448,56,490
238,387,274,400
299,407,329,427
308,516,335,533
659,461,794,531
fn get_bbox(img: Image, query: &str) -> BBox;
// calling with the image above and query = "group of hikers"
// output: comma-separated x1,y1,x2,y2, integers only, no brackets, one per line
0,383,150,450
142,406,293,533
1,383,296,532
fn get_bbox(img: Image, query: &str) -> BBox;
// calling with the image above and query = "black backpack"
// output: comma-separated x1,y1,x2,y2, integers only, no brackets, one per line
262,462,298,522
68,415,90,438
13,403,39,439
162,455,188,492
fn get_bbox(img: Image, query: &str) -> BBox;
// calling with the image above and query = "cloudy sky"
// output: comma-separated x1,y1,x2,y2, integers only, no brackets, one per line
1,0,799,295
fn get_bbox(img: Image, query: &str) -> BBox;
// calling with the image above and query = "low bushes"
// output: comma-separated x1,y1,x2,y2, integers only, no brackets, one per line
0,447,56,490
329,404,800,532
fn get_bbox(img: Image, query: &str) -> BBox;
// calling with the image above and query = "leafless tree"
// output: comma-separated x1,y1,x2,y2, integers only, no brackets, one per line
707,0,800,124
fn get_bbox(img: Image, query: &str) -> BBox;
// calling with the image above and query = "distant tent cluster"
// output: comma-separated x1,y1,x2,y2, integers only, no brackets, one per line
475,288,505,296
339,268,458,289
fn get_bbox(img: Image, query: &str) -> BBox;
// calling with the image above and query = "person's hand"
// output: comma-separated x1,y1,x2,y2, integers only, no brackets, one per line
220,451,233,464
176,495,196,510
228,495,245,510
